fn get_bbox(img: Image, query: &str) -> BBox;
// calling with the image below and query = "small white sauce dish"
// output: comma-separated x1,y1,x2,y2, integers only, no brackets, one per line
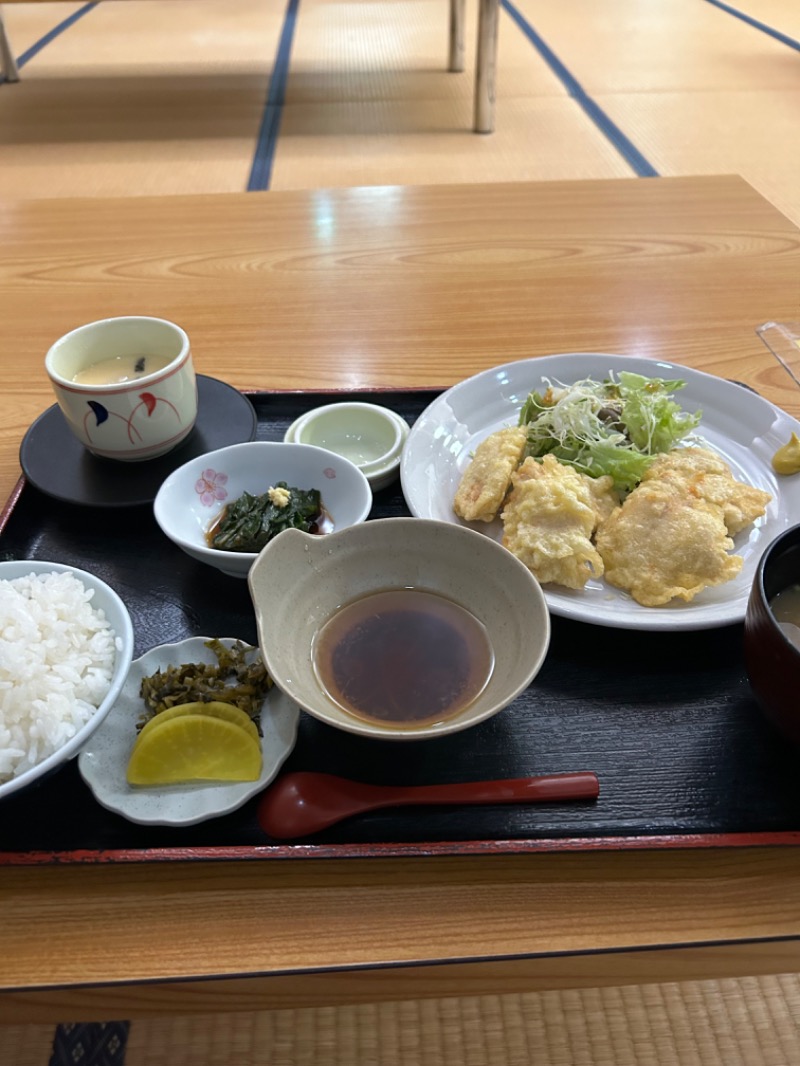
284,402,409,492
153,440,373,579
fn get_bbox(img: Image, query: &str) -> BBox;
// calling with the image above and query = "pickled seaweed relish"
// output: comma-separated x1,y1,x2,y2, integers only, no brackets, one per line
208,482,323,553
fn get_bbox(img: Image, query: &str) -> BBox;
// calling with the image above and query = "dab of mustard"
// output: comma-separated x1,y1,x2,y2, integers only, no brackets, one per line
773,432,800,475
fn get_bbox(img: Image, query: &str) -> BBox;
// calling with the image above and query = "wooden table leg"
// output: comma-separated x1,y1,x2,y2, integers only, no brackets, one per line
448,0,465,72
0,8,19,83
473,0,498,133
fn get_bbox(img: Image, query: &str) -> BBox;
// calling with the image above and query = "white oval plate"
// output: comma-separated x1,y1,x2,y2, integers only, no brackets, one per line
78,637,300,825
401,353,800,631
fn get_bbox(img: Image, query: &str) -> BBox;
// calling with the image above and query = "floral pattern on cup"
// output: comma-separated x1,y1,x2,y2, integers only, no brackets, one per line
84,393,182,445
195,469,229,506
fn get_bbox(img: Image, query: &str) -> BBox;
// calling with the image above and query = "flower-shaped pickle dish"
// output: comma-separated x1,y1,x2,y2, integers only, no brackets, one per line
78,637,300,826
401,353,800,631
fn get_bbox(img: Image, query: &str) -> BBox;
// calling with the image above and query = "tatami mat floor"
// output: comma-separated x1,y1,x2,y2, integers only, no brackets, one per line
2,0,800,224
3,975,800,1065
3,1,800,1063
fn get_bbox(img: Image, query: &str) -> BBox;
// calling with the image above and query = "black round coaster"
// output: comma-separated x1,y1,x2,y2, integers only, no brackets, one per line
20,375,258,508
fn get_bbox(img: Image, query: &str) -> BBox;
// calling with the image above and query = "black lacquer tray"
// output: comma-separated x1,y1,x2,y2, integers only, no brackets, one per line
1,388,799,865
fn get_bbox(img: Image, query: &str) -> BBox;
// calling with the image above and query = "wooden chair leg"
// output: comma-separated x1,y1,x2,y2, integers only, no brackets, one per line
0,8,20,83
473,0,499,132
448,0,465,72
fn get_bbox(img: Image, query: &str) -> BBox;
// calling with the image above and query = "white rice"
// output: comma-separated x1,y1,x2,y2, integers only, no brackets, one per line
0,570,119,783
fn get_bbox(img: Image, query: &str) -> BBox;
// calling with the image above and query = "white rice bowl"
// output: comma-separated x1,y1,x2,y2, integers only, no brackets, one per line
0,560,134,801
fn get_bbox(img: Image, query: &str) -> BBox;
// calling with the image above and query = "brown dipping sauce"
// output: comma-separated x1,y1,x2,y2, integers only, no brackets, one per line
310,509,334,536
312,589,494,729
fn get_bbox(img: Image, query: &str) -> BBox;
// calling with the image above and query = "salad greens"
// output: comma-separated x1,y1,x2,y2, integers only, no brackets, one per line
209,482,323,553
518,371,701,491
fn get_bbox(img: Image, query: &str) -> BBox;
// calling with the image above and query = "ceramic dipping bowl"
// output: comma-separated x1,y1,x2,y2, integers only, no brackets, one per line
744,523,800,743
284,402,409,492
249,517,551,741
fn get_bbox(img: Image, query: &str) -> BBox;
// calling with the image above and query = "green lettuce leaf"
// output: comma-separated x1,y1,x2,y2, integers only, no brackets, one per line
617,372,701,454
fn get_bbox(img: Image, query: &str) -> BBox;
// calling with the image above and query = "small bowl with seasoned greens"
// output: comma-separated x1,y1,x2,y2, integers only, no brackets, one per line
153,440,372,578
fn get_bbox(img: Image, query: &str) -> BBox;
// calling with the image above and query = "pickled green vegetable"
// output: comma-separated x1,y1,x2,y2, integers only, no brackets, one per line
139,639,272,722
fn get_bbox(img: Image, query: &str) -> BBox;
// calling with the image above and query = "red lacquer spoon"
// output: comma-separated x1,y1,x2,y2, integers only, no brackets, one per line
258,770,600,839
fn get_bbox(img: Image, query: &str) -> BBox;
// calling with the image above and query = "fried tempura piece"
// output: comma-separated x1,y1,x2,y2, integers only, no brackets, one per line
585,474,622,529
595,479,743,607
454,426,527,522
642,447,771,536
501,455,609,589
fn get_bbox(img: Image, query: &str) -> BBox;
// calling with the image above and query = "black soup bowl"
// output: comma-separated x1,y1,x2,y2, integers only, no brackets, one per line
744,523,800,743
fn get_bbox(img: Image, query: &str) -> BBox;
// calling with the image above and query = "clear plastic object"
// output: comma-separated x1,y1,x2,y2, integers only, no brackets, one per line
756,321,800,388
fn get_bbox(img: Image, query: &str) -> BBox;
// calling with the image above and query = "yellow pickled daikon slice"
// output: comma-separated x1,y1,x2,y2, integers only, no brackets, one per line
127,714,262,786
134,700,259,747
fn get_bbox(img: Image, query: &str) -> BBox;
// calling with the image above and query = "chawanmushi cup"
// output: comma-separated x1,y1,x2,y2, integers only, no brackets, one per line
744,523,800,743
44,316,197,462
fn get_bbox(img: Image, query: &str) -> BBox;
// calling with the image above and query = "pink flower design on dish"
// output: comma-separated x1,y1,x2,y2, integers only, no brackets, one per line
195,469,229,507
323,467,337,479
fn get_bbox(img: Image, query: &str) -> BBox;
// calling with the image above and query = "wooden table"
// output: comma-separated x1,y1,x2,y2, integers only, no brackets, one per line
2,174,800,1023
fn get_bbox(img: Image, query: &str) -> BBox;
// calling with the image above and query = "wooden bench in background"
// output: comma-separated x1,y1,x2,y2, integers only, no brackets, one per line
0,0,499,131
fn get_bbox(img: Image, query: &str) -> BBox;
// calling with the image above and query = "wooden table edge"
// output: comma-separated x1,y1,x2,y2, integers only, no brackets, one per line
4,937,800,1023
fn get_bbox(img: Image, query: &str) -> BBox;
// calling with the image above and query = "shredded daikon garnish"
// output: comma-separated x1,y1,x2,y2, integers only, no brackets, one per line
518,372,701,491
